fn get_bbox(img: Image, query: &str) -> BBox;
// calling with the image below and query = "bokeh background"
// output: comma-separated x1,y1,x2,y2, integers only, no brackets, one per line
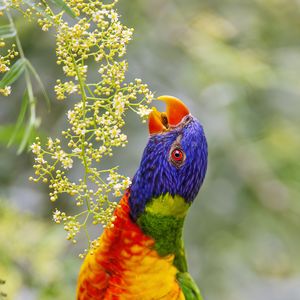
1,0,300,299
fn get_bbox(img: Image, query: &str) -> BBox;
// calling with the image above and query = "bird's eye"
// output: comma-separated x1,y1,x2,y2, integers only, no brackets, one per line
171,148,184,161
170,147,185,167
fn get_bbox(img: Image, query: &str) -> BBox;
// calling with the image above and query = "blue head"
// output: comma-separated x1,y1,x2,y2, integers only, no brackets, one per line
129,96,208,220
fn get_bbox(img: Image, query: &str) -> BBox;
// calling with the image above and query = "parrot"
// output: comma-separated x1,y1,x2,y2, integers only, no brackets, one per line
77,95,208,300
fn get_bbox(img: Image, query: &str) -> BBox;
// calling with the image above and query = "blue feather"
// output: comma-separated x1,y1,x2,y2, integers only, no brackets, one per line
129,115,208,220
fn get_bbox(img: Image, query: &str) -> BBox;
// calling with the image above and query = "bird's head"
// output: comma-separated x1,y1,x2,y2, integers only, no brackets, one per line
129,95,208,220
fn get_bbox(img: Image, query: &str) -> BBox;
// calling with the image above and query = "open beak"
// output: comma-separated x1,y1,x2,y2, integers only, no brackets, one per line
148,95,190,135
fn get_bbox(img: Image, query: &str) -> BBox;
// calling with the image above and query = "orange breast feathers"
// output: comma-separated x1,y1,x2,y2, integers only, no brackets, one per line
77,191,184,300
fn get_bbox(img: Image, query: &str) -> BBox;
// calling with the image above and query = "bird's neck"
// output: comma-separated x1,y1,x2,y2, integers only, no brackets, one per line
136,194,191,272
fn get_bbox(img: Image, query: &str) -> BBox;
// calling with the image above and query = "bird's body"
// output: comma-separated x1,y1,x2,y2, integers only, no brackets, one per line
77,96,208,300
78,192,186,300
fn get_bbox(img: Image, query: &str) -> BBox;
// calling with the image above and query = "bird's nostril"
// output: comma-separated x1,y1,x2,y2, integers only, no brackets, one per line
184,115,192,123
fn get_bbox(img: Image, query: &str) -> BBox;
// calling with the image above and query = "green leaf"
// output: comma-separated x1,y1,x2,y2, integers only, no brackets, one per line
17,121,34,154
48,0,76,18
0,58,26,88
0,24,16,39
0,124,40,150
0,125,21,145
7,90,29,147
26,60,51,109
17,97,36,154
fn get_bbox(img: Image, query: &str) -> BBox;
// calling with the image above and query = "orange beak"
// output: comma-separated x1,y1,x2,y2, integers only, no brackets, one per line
148,95,190,135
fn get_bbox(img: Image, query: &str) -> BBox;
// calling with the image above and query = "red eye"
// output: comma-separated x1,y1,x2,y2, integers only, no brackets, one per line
171,148,184,162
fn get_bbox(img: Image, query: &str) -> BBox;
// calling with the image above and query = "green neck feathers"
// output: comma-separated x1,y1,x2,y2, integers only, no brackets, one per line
137,194,191,272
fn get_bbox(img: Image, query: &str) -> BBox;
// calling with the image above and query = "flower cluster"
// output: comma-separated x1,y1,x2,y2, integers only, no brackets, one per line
54,80,78,100
0,41,18,96
18,0,154,254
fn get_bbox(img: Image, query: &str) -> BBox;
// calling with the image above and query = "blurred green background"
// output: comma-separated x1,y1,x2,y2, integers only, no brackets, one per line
1,0,300,299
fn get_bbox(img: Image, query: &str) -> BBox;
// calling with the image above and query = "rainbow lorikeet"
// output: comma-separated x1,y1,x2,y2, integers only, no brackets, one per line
77,96,208,300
